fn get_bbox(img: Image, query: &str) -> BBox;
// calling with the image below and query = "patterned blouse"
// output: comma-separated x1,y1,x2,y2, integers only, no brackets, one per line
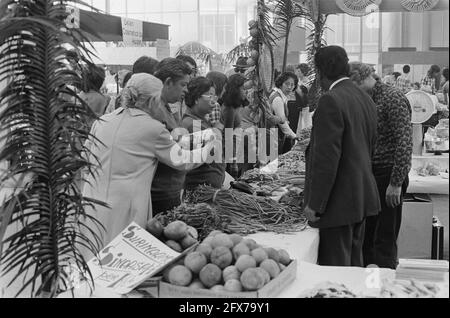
371,81,413,187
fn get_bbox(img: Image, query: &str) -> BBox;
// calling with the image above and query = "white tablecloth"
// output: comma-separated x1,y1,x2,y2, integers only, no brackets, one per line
408,173,449,195
278,261,449,298
247,228,319,265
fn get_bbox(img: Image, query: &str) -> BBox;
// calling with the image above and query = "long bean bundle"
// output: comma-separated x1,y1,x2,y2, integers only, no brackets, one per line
161,203,232,240
185,185,308,235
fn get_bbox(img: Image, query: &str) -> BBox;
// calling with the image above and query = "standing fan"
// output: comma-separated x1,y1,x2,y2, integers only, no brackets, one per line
406,90,438,155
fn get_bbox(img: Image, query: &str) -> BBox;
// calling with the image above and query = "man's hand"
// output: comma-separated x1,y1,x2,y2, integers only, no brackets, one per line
304,205,321,223
386,184,402,208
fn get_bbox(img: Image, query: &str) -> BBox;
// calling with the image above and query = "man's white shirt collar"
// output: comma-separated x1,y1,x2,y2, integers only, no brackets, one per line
329,77,350,91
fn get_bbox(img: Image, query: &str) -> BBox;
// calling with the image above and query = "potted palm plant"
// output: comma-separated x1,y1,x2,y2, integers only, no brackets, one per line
0,0,105,297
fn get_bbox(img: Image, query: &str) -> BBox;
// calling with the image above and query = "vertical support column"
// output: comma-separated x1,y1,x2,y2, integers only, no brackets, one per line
401,12,407,47
197,0,201,43
342,14,346,48
421,11,431,52
359,16,363,62
378,11,383,73
105,0,110,14
235,0,239,46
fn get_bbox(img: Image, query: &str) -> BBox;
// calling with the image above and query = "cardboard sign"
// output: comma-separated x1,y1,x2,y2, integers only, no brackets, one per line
121,17,143,46
87,222,181,295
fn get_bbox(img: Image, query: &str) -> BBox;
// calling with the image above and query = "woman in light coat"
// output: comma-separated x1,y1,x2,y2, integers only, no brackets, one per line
81,74,210,256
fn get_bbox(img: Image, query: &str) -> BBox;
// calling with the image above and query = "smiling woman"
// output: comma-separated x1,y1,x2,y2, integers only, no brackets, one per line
182,77,226,190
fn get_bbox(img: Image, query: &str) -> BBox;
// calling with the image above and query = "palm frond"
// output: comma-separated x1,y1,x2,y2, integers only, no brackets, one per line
176,41,218,66
305,13,328,112
256,0,278,49
225,41,251,64
272,0,310,72
0,0,107,298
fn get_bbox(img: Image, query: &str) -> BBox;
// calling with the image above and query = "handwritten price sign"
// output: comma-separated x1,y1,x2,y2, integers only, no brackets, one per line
87,222,181,294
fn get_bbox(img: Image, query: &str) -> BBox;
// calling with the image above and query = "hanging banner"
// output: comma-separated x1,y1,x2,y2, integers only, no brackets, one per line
65,6,80,29
121,17,143,46
335,0,382,17
400,0,439,12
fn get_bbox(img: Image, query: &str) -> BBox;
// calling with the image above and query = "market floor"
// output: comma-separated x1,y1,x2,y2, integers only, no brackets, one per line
431,195,449,261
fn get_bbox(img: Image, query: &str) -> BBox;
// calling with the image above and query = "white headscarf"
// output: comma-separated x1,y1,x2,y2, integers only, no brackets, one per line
121,73,163,109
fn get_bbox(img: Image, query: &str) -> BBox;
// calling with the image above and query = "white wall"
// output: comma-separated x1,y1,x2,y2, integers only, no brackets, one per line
91,45,158,65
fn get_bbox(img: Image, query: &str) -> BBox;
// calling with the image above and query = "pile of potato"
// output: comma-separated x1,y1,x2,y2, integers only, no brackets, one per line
161,231,292,292
146,219,198,252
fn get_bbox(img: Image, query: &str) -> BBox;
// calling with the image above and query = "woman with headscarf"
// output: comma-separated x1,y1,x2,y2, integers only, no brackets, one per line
81,73,212,254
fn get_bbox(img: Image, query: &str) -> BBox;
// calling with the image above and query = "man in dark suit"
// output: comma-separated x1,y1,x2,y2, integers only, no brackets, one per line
303,46,381,267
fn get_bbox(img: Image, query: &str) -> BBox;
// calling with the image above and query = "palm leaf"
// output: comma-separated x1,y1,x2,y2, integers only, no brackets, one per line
0,0,107,298
305,13,328,112
272,0,310,72
224,41,251,65
176,41,218,69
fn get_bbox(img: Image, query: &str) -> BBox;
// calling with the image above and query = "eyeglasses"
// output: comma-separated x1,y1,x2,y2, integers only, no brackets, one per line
202,94,218,102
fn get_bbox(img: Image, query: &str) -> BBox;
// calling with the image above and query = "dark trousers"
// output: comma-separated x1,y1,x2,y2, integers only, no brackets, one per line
363,167,409,269
318,220,366,267
152,195,181,217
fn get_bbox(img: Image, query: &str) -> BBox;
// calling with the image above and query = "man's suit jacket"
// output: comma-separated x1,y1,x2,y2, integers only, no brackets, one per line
304,79,381,229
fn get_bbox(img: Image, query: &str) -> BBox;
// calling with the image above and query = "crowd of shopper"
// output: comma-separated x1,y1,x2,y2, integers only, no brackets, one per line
79,47,450,270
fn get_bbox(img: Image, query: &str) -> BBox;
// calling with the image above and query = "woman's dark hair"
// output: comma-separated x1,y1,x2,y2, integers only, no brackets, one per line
403,65,411,74
176,55,197,69
296,63,310,76
206,71,228,97
428,64,441,77
275,72,298,90
314,45,350,82
122,71,133,88
154,57,192,83
442,68,449,82
393,72,402,80
184,77,214,107
132,56,159,75
221,73,246,108
85,65,105,92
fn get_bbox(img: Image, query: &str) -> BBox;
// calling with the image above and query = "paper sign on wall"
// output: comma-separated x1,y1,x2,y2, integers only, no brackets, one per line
121,17,143,46
87,222,180,295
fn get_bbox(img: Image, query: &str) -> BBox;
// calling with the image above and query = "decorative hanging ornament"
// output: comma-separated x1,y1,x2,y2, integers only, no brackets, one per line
335,0,382,17
400,0,439,12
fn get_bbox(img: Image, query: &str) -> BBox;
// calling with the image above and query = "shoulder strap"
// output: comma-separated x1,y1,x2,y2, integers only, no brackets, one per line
102,95,112,115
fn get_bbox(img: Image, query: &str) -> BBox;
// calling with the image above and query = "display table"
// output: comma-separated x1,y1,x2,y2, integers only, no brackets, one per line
278,261,449,298
247,228,319,265
409,153,449,195
411,153,449,171
408,173,449,195
52,228,320,298
55,259,449,298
